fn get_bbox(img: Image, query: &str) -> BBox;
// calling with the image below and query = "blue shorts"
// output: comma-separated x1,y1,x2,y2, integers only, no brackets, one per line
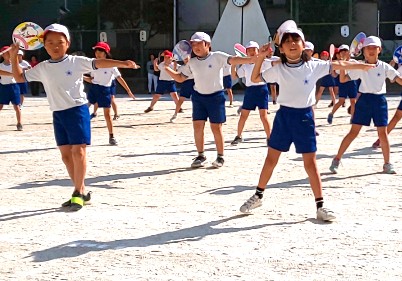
269,106,316,154
180,79,194,99
320,74,336,87
18,82,28,95
88,84,112,108
338,80,357,99
191,90,226,123
223,75,232,89
0,84,21,105
352,93,388,127
53,105,91,146
155,80,176,94
242,84,269,110
111,79,117,96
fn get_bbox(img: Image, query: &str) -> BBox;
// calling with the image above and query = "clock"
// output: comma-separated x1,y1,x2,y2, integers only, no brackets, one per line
232,0,250,7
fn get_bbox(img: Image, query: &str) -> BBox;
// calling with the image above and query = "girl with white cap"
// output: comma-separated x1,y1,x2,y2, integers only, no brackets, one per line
330,35,402,175
239,20,373,221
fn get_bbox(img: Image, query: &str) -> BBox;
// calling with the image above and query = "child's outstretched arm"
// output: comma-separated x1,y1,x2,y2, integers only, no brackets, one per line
0,70,12,77
95,59,140,69
164,66,187,83
116,76,135,99
332,60,374,71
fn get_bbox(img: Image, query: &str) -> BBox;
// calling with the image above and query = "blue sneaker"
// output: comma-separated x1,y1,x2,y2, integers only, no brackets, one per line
90,113,97,119
327,113,334,124
329,158,340,174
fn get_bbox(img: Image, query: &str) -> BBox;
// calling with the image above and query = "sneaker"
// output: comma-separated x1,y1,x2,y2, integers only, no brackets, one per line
229,103,233,108
315,130,320,136
240,194,262,213
316,207,336,221
372,139,381,149
329,158,340,174
273,100,277,105
144,107,153,113
16,123,23,131
237,106,242,115
328,101,333,107
231,136,243,146
113,114,120,120
178,108,184,113
170,114,177,123
62,191,92,207
109,137,118,146
347,106,351,115
90,113,97,119
342,102,346,107
212,156,224,168
327,113,334,124
383,163,396,174
191,155,207,168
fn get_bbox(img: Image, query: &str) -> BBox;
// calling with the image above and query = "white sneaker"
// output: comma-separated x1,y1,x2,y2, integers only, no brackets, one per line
170,114,177,123
316,207,336,222
240,194,262,213
211,157,224,168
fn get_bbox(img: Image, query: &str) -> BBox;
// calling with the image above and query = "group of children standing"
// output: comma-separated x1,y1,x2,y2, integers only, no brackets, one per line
1,21,401,221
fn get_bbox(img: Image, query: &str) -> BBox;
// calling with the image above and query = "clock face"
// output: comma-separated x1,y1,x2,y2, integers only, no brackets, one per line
232,0,250,7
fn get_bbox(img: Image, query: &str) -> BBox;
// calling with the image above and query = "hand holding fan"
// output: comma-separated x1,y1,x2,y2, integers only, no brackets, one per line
173,40,192,61
392,45,402,64
349,32,366,57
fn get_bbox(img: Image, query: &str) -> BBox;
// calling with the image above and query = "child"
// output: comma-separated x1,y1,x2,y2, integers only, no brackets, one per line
0,46,23,131
223,64,234,107
230,41,274,146
144,50,179,115
239,21,373,221
330,36,402,174
85,41,135,145
17,50,31,107
164,32,256,168
10,23,139,211
315,50,337,107
327,44,358,124
372,60,402,148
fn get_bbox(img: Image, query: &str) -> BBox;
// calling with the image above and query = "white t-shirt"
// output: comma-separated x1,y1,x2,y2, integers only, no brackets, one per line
24,55,96,111
158,62,176,81
184,51,231,95
0,63,16,84
348,60,400,94
223,64,231,76
178,64,193,80
237,59,276,87
261,60,331,108
90,67,121,87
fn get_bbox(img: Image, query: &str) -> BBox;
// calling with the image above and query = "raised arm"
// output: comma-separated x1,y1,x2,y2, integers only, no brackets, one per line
332,60,374,71
250,54,266,83
164,66,187,83
94,59,139,69
9,44,24,83
116,76,135,99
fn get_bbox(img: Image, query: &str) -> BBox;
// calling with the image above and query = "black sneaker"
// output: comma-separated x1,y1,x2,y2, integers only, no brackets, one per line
328,101,333,107
191,155,207,168
231,136,242,146
109,137,118,146
212,156,224,168
144,107,153,113
62,191,92,208
16,123,23,131
90,113,97,119
273,100,277,105
178,108,184,113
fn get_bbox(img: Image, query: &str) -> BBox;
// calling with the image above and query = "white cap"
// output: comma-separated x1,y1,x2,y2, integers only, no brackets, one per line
17,50,24,55
338,44,349,51
276,20,305,44
245,41,259,49
362,36,381,48
44,23,71,42
190,32,211,43
304,41,314,51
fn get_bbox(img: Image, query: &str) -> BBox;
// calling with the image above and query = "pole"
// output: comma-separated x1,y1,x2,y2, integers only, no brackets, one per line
96,0,100,39
173,0,177,45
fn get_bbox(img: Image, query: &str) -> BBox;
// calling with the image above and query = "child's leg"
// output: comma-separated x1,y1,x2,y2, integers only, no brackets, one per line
331,97,346,115
377,126,391,164
193,120,206,153
387,109,402,134
93,103,99,115
257,148,282,189
13,104,22,124
328,87,336,107
226,88,233,105
148,94,161,109
349,98,356,117
59,144,87,194
334,124,363,159
258,109,271,139
104,107,113,135
174,96,185,115
302,152,322,199
270,84,277,103
315,86,325,104
236,109,250,137
20,95,24,106
210,122,224,155
170,92,179,105
111,95,118,116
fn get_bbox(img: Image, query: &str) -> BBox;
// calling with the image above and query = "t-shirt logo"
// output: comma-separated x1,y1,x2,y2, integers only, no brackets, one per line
377,73,381,77
304,78,309,85
208,64,212,68
66,70,73,76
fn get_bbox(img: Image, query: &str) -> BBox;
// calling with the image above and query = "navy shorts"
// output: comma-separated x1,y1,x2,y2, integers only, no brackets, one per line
352,93,388,127
179,79,194,99
88,84,112,108
320,74,336,87
191,90,226,123
0,84,21,105
53,105,91,146
155,80,177,94
111,79,117,96
18,82,28,95
242,84,269,110
223,75,232,89
338,80,357,99
269,106,316,154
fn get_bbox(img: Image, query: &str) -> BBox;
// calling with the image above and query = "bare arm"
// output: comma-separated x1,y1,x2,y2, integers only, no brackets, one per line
228,56,255,66
0,70,13,77
116,76,135,99
231,64,238,79
9,44,24,83
251,54,266,83
94,59,139,69
164,66,187,83
83,76,93,83
332,60,374,71
339,69,350,83
393,76,402,86
153,59,159,72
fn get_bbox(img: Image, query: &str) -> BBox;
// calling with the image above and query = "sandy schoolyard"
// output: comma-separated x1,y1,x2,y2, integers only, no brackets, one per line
0,94,401,280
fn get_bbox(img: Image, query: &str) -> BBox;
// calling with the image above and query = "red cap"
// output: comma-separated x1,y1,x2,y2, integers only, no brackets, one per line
320,51,329,57
0,46,10,53
163,50,173,57
92,42,111,53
